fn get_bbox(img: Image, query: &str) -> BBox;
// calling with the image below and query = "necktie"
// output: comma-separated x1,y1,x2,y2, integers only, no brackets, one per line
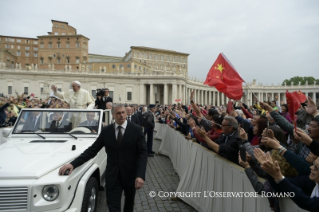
127,116,131,122
117,126,123,144
56,121,59,128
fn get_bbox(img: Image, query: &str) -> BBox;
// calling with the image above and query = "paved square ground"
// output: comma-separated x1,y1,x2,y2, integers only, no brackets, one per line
97,138,197,212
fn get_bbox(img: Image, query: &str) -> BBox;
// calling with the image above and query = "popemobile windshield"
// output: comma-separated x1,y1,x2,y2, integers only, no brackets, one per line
0,108,108,212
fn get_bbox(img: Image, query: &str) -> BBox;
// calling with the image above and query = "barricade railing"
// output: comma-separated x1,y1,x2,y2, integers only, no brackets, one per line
155,123,307,212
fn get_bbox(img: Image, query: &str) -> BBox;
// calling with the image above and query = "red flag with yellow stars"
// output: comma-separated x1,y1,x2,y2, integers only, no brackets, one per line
291,90,307,103
204,53,244,100
285,90,305,130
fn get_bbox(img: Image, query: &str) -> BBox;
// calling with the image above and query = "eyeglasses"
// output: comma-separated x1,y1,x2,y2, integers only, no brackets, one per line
313,162,319,171
221,124,231,127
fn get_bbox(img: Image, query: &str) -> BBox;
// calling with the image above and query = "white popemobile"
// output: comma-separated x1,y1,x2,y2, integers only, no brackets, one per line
0,109,108,212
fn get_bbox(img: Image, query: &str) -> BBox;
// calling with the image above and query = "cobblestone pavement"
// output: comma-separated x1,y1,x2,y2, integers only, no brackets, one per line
97,138,197,212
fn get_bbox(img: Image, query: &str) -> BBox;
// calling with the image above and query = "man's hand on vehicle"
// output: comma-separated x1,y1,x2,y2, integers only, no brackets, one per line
58,164,74,175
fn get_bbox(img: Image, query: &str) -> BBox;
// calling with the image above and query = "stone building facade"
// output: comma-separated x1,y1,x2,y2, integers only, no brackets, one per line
0,20,318,105
0,67,318,106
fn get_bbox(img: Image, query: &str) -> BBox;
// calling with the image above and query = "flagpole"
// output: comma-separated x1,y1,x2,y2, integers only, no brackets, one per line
244,81,259,102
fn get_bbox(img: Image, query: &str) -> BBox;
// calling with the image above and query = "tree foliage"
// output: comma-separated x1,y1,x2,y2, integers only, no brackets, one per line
282,76,319,86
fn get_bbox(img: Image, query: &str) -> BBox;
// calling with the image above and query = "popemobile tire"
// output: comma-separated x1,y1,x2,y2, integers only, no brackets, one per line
81,177,99,212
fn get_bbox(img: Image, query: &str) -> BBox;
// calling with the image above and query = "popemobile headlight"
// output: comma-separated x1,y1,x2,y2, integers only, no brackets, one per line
42,185,59,201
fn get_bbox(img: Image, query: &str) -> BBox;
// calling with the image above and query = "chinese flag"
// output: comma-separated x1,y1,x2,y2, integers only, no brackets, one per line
286,90,305,130
204,53,244,100
291,90,307,103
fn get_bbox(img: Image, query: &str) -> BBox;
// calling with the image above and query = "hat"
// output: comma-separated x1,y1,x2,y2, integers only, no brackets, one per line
73,81,81,86
148,104,156,108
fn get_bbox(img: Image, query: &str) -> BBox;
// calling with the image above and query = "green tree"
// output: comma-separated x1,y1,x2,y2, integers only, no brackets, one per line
282,76,317,85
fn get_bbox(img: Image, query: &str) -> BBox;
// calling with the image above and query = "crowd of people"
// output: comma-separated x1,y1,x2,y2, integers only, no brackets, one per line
153,91,319,211
1,81,319,211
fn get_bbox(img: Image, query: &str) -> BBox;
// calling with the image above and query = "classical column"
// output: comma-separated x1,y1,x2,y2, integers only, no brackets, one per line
208,91,211,105
186,88,188,104
178,84,182,101
139,83,145,104
271,93,274,101
201,90,204,104
212,91,215,106
216,92,220,106
182,85,186,104
164,83,168,105
196,89,199,103
258,92,261,101
221,93,225,105
172,83,177,104
203,90,205,104
246,91,250,105
278,92,281,104
150,84,154,104
313,91,317,105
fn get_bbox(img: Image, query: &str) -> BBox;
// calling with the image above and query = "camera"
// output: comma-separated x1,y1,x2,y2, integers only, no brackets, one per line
96,88,106,97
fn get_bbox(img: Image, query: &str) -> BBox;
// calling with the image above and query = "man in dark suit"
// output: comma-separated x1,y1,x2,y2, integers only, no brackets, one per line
126,106,140,126
95,88,112,122
47,111,72,132
78,112,99,132
95,88,113,110
59,105,147,212
143,104,156,157
21,106,43,132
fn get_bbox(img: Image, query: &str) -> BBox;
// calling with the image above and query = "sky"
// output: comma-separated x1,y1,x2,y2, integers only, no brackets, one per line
1,0,318,85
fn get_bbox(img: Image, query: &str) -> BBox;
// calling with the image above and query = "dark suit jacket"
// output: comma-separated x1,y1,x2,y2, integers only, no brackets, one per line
136,111,143,127
95,96,112,110
267,174,318,211
128,115,140,126
78,120,99,132
47,119,73,132
0,103,10,125
143,111,155,129
21,114,43,132
71,122,147,189
214,130,240,164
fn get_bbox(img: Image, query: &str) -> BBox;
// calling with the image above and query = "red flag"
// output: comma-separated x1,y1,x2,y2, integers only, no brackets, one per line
175,98,181,102
285,90,303,130
204,53,244,100
291,90,307,103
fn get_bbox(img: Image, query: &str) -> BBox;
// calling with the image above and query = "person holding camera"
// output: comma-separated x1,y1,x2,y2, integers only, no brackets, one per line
95,88,112,109
95,88,112,122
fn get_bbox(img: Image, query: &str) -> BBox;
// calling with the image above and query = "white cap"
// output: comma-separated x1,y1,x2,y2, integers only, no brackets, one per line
73,81,81,86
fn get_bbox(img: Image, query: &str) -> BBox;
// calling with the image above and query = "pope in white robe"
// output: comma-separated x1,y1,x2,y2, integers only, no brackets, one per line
51,81,95,127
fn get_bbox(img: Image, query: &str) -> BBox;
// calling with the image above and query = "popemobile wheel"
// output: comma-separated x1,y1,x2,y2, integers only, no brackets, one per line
81,177,99,212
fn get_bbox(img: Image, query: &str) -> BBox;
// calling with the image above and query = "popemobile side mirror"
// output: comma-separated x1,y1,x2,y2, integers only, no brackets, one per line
2,128,12,138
